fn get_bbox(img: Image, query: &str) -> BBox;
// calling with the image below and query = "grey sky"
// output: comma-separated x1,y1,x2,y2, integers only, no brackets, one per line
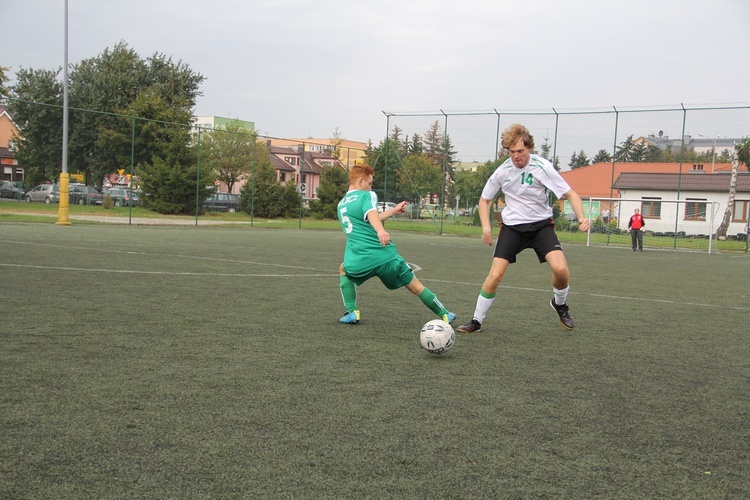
4,0,750,154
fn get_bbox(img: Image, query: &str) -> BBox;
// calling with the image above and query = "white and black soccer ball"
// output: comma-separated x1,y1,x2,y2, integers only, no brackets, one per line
420,319,455,354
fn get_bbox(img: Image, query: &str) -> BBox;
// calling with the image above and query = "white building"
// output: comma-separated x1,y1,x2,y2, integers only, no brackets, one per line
612,172,750,238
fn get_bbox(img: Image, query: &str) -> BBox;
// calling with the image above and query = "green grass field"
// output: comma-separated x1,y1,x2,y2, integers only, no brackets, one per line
1,222,749,498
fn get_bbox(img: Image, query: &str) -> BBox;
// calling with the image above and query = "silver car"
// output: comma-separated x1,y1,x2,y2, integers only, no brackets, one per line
25,184,60,204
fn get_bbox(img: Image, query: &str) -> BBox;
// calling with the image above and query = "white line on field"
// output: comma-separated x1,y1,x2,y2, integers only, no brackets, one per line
424,278,750,312
2,248,747,311
0,262,334,278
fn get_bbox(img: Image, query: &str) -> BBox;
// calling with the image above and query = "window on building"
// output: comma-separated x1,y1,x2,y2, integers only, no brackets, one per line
284,157,297,165
641,197,661,218
684,198,707,220
732,200,749,223
279,173,286,182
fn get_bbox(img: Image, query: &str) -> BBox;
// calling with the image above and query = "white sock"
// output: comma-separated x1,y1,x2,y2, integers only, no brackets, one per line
473,294,495,324
553,286,569,306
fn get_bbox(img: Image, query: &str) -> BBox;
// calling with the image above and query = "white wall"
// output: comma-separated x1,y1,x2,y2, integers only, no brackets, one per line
614,189,749,237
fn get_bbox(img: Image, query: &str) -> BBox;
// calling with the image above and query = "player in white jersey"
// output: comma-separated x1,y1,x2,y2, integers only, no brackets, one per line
456,124,590,333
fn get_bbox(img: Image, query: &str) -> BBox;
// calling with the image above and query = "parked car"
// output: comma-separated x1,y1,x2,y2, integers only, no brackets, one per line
377,201,397,213
0,181,27,199
69,183,104,205
25,183,60,204
203,192,240,212
103,187,140,207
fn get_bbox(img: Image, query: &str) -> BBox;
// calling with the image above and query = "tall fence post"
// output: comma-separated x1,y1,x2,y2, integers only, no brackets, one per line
440,110,448,235
552,108,559,168
129,117,136,225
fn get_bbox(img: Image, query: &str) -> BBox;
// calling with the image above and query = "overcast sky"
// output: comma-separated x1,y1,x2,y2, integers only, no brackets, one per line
4,0,750,156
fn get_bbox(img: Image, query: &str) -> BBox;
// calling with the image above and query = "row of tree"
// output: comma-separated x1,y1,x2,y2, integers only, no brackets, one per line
3,44,746,221
568,135,734,169
5,43,215,214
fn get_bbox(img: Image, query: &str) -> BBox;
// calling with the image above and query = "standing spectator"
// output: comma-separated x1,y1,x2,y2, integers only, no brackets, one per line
628,208,645,252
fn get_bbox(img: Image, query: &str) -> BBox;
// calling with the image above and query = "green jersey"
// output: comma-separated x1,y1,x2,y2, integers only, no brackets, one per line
337,189,399,276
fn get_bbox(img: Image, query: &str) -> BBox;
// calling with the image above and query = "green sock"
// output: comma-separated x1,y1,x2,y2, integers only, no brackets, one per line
418,288,448,317
339,275,357,312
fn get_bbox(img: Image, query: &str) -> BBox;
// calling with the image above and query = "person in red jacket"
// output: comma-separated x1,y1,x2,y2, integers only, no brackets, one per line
628,208,645,251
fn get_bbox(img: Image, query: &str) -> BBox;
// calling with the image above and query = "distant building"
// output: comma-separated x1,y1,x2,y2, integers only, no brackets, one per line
453,160,483,172
268,137,368,168
643,132,739,156
613,172,750,237
218,141,345,201
193,116,255,133
0,105,24,182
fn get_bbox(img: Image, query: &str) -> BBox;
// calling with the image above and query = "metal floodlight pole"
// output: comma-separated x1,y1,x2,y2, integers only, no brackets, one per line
57,0,71,225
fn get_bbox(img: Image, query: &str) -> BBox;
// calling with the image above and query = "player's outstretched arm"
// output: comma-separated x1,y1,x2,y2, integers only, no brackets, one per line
562,190,590,232
378,201,407,221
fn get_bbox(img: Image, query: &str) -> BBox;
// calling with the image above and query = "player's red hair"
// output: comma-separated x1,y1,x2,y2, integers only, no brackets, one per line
349,164,374,183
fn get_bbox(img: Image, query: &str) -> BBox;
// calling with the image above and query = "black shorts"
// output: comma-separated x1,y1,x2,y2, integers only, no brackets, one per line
493,219,563,264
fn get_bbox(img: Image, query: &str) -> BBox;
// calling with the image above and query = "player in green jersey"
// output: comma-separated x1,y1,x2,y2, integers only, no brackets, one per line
336,164,456,325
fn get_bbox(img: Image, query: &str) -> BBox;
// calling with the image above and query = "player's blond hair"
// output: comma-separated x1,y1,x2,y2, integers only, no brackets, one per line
349,164,374,184
501,124,535,151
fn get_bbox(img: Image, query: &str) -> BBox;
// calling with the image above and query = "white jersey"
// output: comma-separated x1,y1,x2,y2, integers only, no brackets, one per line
481,155,571,226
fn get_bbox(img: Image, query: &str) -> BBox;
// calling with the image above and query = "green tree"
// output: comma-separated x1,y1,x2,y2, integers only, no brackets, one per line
280,180,305,218
309,165,348,219
407,133,423,155
67,41,204,188
614,135,636,161
454,159,503,210
239,145,298,218
398,154,441,204
366,137,404,203
240,156,281,217
0,65,9,97
593,149,612,164
630,142,648,162
202,120,255,193
329,127,343,160
540,137,553,161
569,150,590,169
644,144,663,162
7,67,63,185
128,89,211,215
421,120,457,204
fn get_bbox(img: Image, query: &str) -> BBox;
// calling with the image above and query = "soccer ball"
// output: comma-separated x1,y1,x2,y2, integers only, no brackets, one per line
420,319,455,354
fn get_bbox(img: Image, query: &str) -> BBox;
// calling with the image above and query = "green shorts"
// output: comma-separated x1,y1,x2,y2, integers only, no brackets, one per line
346,256,414,290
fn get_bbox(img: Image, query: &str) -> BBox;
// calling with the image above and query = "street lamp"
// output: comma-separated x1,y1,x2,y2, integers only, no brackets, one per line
698,133,719,173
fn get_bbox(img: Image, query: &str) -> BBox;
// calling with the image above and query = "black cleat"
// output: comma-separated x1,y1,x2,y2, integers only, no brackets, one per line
550,299,575,330
456,319,482,333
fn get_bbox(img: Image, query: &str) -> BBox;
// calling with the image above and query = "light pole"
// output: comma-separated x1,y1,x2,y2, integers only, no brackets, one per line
698,133,718,173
